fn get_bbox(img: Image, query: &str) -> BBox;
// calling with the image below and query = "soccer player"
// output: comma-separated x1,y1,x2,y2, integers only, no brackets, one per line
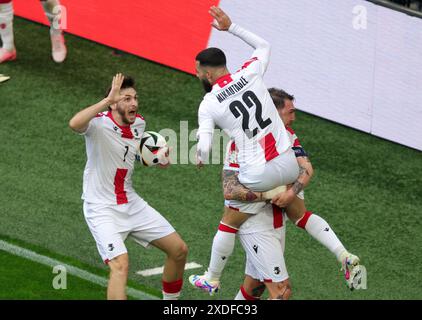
0,0,67,63
236,203,291,300
196,6,299,192
69,73,188,300
193,103,292,299
191,88,364,296
235,89,365,299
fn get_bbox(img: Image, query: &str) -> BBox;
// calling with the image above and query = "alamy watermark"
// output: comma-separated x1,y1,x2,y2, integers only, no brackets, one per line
352,5,367,30
154,121,269,166
52,265,67,289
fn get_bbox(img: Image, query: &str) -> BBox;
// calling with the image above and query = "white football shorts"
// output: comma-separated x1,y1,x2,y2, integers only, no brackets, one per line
239,226,288,283
83,198,175,263
239,147,299,192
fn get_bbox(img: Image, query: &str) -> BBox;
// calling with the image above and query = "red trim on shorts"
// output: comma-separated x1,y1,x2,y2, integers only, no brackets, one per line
114,168,128,204
229,163,240,168
240,286,259,300
272,205,283,228
218,223,238,234
259,133,280,162
297,211,312,229
215,74,233,88
227,206,240,212
162,279,183,294
104,259,110,265
263,279,273,283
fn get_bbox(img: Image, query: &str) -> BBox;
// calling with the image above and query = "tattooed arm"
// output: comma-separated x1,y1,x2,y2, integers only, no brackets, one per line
222,170,265,202
271,155,314,208
291,155,314,194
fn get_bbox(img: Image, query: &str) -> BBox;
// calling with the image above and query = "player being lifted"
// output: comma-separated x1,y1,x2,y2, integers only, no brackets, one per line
195,6,299,192
69,74,188,300
233,89,365,299
191,87,365,295
192,6,300,294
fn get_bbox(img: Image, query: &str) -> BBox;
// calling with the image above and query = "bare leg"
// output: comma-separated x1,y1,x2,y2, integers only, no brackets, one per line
265,279,291,300
107,253,129,300
151,232,188,299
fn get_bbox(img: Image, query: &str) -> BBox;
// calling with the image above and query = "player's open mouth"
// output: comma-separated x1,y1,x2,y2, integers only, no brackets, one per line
128,111,136,116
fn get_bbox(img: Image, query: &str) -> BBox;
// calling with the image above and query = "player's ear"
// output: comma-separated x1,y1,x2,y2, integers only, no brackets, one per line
206,69,213,83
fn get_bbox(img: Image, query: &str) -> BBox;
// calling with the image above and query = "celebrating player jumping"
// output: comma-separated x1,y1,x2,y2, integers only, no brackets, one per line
195,7,299,195
191,6,300,295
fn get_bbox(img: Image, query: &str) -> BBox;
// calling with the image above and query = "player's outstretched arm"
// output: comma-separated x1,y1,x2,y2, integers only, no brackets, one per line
223,170,287,202
209,6,271,73
69,73,126,133
223,170,264,202
196,100,216,168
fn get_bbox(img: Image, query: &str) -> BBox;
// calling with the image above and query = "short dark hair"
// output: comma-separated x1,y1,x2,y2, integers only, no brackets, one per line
105,75,136,98
196,47,226,67
268,87,294,109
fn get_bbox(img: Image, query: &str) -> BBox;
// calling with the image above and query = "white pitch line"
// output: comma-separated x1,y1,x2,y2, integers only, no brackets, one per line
136,262,202,277
0,239,159,300
0,74,11,83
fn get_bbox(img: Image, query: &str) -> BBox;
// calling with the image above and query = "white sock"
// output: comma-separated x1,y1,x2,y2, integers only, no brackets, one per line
0,2,15,51
162,279,182,300
206,223,238,281
234,289,246,300
162,291,180,300
41,0,62,35
296,211,345,261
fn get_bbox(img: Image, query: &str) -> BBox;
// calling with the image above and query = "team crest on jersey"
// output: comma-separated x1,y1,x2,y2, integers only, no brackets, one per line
274,266,281,275
133,128,141,140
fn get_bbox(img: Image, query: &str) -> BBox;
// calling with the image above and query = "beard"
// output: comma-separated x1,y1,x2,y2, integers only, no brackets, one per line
117,107,133,125
201,78,213,93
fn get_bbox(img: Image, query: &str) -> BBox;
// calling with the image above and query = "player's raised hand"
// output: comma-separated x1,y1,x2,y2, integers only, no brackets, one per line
107,73,126,106
209,6,232,31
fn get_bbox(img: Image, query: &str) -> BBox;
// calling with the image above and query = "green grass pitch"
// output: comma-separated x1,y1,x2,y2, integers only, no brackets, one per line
0,18,421,300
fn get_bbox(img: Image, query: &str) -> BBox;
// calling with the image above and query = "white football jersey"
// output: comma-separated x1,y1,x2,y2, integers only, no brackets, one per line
223,127,302,171
198,57,291,176
238,203,285,235
81,111,146,205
